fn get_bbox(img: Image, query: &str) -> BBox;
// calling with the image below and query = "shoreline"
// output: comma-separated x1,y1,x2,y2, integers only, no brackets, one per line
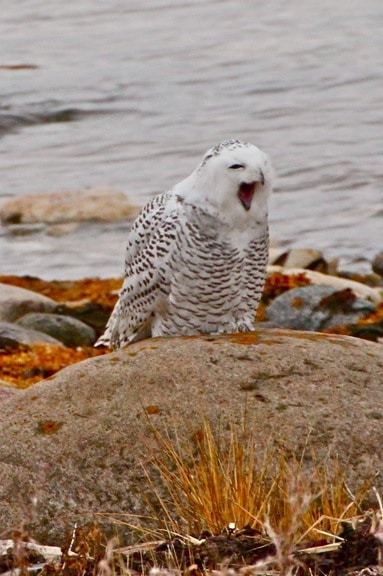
0,261,382,389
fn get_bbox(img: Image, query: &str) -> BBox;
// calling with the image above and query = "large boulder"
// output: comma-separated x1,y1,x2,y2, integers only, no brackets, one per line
0,329,382,543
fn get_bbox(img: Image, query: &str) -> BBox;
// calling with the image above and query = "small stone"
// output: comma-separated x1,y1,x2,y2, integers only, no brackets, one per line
0,321,63,346
16,313,96,347
0,283,57,323
55,301,113,331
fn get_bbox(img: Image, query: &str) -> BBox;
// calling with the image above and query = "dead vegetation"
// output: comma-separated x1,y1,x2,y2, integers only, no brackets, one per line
90,420,381,576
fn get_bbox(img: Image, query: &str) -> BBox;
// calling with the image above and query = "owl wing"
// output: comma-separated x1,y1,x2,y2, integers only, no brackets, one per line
96,192,179,349
123,191,172,270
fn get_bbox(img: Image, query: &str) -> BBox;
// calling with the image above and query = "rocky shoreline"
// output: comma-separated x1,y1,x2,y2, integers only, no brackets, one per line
0,249,383,575
0,248,382,389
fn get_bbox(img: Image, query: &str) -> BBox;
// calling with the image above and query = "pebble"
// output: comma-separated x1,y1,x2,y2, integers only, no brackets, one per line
16,312,96,347
55,301,113,331
0,321,63,347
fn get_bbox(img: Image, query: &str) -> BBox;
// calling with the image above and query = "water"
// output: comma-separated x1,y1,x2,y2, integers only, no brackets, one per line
1,0,382,279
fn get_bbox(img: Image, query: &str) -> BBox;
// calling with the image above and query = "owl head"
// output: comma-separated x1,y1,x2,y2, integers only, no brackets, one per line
181,140,273,228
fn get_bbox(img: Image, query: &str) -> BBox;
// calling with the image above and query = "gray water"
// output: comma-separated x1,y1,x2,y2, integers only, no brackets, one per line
1,0,382,279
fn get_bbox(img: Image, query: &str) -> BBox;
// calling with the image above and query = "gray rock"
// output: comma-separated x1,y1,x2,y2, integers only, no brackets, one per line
54,301,113,332
266,284,375,331
0,321,63,347
0,283,57,323
16,313,96,347
0,329,382,543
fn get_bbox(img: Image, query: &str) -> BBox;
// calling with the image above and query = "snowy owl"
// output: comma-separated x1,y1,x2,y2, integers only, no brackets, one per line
96,139,273,349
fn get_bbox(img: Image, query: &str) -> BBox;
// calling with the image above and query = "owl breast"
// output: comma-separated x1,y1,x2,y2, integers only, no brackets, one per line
151,215,269,337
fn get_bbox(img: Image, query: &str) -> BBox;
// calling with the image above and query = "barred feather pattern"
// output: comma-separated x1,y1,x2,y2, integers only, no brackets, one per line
156,209,269,337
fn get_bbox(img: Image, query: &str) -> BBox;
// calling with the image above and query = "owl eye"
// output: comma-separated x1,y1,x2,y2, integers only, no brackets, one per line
229,163,245,170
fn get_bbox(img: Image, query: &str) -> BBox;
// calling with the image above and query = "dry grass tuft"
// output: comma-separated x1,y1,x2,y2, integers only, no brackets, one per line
139,419,369,546
94,418,375,575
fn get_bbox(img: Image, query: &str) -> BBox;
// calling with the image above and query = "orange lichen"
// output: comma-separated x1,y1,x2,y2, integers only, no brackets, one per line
324,301,383,340
256,272,311,320
319,288,356,313
262,272,311,303
355,302,383,326
0,343,109,388
228,332,260,345
255,301,267,321
0,275,122,308
37,420,62,434
144,405,161,415
323,325,352,336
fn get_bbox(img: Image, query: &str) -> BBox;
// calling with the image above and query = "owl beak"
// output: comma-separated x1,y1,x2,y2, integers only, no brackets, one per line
238,181,256,211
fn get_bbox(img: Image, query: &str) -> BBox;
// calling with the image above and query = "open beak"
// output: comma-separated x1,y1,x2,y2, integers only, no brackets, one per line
238,181,256,211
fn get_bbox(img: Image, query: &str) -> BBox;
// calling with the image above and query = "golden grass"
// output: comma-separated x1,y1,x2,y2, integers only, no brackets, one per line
91,418,376,576
137,419,369,546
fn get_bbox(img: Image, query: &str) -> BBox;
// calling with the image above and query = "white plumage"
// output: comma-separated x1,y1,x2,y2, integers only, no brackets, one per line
96,139,273,349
